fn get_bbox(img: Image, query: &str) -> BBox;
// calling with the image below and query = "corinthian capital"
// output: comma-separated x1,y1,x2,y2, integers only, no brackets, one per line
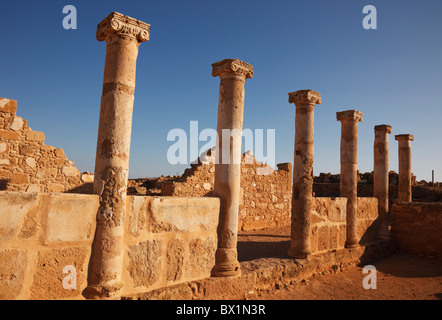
97,12,150,43
288,90,322,105
212,59,254,79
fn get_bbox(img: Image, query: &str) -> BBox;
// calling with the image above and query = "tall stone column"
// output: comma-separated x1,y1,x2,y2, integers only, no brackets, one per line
395,134,414,203
337,110,363,249
374,125,392,240
212,59,253,277
287,90,322,259
85,12,150,299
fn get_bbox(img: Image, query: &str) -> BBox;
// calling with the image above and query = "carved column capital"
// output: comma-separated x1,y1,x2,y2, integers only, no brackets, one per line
96,12,150,43
395,134,414,141
288,89,322,106
212,59,254,79
336,110,363,122
374,124,392,134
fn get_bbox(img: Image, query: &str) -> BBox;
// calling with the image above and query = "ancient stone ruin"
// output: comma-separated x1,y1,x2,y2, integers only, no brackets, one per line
0,12,441,300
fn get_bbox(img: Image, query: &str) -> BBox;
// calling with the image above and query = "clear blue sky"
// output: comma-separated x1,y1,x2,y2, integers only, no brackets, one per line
1,0,441,181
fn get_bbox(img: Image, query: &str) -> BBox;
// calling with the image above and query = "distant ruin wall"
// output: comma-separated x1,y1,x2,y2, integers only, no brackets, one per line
0,97,91,193
391,202,442,258
161,151,292,231
0,191,219,300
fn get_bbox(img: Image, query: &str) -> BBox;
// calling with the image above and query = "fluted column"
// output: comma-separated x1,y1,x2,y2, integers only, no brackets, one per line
337,110,363,249
287,90,322,259
212,59,253,277
84,12,150,299
374,124,392,240
395,134,414,203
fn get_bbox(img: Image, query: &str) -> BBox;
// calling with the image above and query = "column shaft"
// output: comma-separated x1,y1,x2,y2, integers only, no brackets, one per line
85,12,150,299
395,134,414,202
287,90,321,259
337,110,363,249
374,125,391,240
212,59,253,277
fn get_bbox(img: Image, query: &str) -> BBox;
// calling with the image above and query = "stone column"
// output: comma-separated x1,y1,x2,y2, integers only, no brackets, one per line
211,59,253,277
395,134,414,203
287,90,322,259
84,12,150,299
374,124,392,240
337,110,363,248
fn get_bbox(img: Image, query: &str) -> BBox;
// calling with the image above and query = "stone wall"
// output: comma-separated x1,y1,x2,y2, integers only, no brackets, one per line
391,202,442,258
0,191,219,299
0,97,91,193
161,149,292,231
310,197,379,254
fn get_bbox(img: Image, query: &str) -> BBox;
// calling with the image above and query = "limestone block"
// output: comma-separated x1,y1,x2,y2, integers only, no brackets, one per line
62,166,79,177
357,197,378,219
0,192,39,240
0,98,17,114
10,116,24,131
26,184,42,193
19,144,35,156
0,142,7,153
185,237,216,280
0,249,28,299
81,173,94,183
25,130,45,143
127,240,164,288
54,148,65,158
30,246,89,299
46,183,66,193
0,159,9,166
10,172,30,184
166,239,185,282
0,129,20,140
25,157,36,168
43,194,99,243
149,197,220,233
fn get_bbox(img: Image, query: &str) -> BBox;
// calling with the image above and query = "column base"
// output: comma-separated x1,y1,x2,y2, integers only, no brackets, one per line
212,261,241,277
82,282,122,300
345,240,360,249
287,246,312,259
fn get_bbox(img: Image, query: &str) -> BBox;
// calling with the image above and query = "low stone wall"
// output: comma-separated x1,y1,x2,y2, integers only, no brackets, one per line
122,196,219,296
391,202,442,258
0,191,219,299
0,191,99,299
310,197,379,254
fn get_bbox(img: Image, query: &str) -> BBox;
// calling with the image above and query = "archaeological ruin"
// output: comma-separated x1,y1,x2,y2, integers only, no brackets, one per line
0,12,441,300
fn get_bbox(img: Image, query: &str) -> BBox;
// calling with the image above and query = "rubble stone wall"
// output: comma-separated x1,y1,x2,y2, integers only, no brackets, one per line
391,202,442,258
0,97,91,193
0,191,220,299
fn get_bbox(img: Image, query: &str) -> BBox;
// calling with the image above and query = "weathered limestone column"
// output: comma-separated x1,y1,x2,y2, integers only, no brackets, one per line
395,134,414,203
287,90,322,259
84,12,150,299
212,59,253,277
374,124,392,240
337,110,363,248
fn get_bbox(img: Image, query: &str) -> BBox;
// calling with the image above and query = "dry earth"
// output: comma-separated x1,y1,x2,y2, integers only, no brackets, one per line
236,227,442,300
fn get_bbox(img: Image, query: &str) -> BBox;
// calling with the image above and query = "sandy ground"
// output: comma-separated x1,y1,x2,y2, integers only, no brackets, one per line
236,227,442,300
